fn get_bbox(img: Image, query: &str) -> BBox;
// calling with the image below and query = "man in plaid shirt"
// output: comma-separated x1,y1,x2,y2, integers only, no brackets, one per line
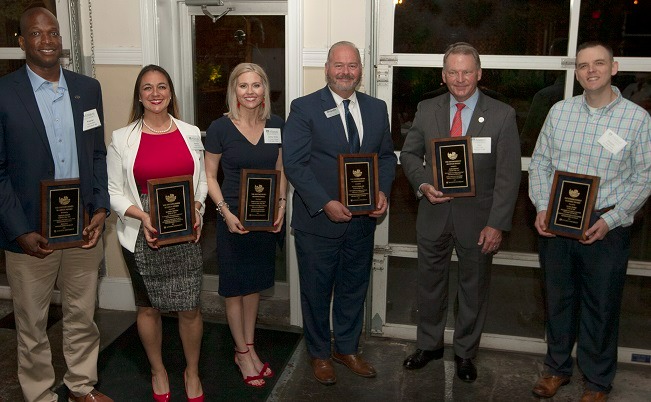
528,41,651,402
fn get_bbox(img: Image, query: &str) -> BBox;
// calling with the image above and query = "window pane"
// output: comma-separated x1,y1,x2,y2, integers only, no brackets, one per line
620,276,651,349
386,257,546,340
579,0,651,57
615,71,651,114
0,1,56,47
393,0,570,55
193,15,285,131
0,59,25,77
388,165,417,244
485,264,545,338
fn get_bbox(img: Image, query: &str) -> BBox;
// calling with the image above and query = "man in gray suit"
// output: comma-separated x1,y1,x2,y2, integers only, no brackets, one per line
400,42,521,382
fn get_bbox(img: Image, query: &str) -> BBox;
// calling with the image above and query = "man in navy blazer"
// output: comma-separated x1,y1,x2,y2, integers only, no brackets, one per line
0,8,112,402
400,43,521,382
283,41,396,385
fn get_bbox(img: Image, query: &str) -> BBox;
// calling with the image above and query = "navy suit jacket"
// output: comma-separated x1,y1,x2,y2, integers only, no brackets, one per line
283,86,397,238
0,66,109,253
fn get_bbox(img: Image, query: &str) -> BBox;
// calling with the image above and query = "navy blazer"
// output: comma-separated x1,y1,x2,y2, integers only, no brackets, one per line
283,86,397,238
0,66,109,253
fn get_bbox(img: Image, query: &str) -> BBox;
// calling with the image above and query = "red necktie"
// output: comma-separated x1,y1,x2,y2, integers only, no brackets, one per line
450,103,465,137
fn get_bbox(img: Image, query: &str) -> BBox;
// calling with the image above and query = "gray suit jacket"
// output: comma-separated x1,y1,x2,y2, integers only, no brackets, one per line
400,90,521,247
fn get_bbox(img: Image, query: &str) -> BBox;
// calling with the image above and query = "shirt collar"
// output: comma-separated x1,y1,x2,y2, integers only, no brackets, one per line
581,85,623,114
329,87,358,107
26,64,68,92
449,88,479,111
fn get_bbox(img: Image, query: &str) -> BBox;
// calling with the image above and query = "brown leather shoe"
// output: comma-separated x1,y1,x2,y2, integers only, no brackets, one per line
580,390,608,402
532,374,570,398
311,358,336,385
332,352,377,378
68,389,114,402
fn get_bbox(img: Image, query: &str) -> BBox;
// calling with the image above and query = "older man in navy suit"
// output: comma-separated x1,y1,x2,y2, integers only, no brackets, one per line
283,41,396,385
0,7,112,402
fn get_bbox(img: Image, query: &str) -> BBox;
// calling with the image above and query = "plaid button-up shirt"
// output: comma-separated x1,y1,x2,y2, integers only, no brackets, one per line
529,86,651,229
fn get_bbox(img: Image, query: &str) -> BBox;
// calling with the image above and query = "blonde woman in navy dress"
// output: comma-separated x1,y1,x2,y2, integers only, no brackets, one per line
107,65,206,401
205,63,287,388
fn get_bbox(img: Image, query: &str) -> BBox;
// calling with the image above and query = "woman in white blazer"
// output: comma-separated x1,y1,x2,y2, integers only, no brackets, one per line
107,65,206,402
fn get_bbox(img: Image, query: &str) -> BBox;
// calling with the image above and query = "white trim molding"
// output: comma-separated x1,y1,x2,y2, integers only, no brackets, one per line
94,48,143,65
98,277,136,311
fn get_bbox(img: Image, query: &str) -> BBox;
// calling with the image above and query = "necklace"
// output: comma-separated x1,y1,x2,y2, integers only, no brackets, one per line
142,116,173,134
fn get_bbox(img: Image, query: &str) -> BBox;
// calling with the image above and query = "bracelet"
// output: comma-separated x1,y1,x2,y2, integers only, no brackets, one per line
278,197,287,202
216,200,229,220
278,205,285,209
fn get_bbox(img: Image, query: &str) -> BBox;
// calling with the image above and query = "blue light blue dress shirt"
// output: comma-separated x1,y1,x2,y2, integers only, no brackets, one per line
26,65,79,179
449,89,479,136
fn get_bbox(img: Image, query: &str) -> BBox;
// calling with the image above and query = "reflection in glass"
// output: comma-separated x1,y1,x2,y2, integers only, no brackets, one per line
579,0,651,57
615,72,651,115
393,0,569,55
193,15,285,131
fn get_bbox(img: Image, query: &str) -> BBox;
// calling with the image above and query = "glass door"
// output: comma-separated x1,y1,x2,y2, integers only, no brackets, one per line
170,1,288,295
370,0,651,363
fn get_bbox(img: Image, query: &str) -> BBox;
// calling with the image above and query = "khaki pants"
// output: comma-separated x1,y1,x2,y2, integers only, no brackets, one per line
6,242,103,402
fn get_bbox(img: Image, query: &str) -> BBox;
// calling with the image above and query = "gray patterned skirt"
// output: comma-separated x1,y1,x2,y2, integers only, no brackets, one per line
134,194,203,310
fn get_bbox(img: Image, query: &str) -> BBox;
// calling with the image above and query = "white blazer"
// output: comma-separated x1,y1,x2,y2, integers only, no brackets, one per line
107,117,208,252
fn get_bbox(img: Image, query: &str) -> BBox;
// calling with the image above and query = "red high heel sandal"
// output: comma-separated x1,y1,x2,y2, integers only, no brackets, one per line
234,348,266,388
184,370,204,402
247,343,274,378
152,373,170,402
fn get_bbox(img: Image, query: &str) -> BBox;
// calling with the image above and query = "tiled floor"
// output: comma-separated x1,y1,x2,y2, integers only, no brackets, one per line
1,299,650,401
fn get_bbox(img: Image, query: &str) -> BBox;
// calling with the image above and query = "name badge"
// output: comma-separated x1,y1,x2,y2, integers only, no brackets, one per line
187,134,204,151
471,137,491,153
82,109,101,131
264,128,282,144
598,129,627,155
324,108,340,118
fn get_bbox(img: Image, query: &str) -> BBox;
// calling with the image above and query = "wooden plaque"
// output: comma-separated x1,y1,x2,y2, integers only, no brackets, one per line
338,153,379,215
40,179,89,249
239,169,280,231
545,171,600,240
147,175,196,246
431,137,475,197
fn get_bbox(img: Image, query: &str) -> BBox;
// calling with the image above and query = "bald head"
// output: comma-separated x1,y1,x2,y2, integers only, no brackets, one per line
18,7,62,80
20,7,58,36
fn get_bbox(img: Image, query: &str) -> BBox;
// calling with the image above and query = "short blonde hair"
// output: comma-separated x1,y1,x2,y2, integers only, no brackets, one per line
225,63,271,121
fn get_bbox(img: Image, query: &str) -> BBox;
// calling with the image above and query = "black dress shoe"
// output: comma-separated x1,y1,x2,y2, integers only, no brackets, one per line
403,348,444,370
455,355,477,382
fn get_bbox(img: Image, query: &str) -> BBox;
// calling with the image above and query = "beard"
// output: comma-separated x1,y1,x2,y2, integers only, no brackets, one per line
326,72,361,93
